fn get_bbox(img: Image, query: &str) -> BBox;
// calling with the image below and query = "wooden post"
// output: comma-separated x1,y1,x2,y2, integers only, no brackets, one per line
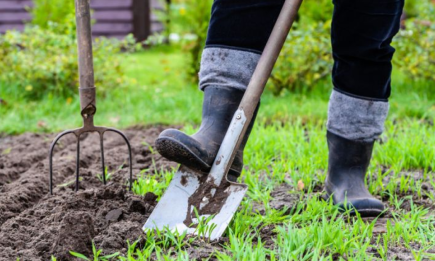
132,0,150,42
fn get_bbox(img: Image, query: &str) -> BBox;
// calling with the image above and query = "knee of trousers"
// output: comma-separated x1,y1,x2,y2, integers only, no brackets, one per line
206,0,285,53
330,0,404,100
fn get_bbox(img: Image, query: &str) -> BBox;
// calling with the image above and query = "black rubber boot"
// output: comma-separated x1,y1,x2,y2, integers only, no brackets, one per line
325,131,385,217
155,86,257,181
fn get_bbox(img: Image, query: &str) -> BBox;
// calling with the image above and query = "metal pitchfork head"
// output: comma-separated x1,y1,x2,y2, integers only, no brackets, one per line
48,0,133,195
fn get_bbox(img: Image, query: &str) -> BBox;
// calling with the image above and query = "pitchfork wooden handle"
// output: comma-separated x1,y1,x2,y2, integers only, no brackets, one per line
75,0,96,114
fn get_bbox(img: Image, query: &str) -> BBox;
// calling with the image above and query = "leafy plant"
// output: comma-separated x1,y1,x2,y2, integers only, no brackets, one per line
269,21,333,95
168,0,213,82
97,164,124,183
403,0,434,20
0,16,135,100
393,20,435,83
298,0,334,24
30,0,75,31
132,169,174,199
190,208,218,240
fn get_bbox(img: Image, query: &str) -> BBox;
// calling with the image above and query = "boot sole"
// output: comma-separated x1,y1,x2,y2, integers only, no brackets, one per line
324,193,384,217
155,136,241,180
155,136,212,174
349,209,383,218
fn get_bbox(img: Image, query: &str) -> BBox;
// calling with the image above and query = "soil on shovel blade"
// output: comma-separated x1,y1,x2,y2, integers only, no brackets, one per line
0,126,177,261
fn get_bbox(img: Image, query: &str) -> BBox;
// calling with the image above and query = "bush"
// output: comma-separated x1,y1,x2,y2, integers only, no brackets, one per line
393,0,435,82
270,0,435,95
168,0,213,82
30,0,75,31
394,20,435,82
0,16,135,100
298,0,334,24
269,22,333,95
163,0,433,93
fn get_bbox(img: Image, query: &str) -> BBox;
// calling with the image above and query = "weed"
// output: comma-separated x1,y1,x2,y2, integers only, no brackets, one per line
97,164,124,184
69,242,119,261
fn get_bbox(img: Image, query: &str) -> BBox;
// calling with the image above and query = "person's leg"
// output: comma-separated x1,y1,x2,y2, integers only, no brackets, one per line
156,0,284,180
326,0,404,216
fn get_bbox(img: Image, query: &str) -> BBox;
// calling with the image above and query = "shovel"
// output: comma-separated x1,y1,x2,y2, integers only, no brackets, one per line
144,0,303,240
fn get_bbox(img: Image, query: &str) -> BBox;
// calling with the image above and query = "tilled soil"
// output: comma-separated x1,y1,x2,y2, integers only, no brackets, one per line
0,126,176,261
1,127,434,260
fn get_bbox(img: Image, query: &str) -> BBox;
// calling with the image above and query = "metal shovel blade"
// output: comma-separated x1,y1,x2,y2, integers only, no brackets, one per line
143,166,247,240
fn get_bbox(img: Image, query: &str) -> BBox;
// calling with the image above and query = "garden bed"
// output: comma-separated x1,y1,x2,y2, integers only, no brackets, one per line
0,126,434,260
0,126,176,260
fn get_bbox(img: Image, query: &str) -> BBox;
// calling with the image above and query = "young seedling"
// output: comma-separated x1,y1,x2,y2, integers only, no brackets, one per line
142,141,156,155
57,177,84,188
69,241,119,261
96,163,124,184
191,207,218,240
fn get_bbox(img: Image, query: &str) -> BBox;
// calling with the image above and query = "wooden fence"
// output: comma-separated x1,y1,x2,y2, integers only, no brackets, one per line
0,0,163,41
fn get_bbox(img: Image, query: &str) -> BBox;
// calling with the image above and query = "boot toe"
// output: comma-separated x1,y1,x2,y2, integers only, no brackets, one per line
155,129,211,172
338,197,385,217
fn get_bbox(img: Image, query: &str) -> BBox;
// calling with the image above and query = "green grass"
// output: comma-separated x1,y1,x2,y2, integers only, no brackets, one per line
128,121,435,260
0,45,203,134
2,45,435,260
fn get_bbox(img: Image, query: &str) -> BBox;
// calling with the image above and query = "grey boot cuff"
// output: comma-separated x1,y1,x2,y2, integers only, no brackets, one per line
327,89,389,142
199,47,261,91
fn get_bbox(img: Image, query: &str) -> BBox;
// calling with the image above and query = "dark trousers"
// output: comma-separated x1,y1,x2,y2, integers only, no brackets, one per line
206,0,405,100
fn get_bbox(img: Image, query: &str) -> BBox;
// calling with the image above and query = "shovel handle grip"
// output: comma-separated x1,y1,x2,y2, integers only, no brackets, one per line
75,0,96,113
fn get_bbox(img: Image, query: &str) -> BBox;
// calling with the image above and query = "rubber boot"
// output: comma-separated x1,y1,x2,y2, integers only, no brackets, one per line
155,86,258,181
325,131,385,216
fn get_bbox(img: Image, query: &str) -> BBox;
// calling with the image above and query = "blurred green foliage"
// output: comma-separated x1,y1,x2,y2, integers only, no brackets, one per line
1,0,433,99
30,0,75,31
270,22,332,95
168,0,213,82
0,8,137,100
269,0,333,95
161,0,434,94
394,21,435,82
298,0,334,24
271,0,435,95
393,0,435,83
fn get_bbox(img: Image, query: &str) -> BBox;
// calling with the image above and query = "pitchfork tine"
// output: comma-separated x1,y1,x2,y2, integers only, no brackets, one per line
49,130,75,195
75,137,81,192
105,128,134,191
99,133,106,185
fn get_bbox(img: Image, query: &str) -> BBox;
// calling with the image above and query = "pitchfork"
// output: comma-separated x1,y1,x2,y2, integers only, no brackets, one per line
48,0,133,195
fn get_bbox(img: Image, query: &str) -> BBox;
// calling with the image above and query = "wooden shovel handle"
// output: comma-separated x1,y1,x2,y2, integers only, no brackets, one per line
228,0,303,174
242,0,302,117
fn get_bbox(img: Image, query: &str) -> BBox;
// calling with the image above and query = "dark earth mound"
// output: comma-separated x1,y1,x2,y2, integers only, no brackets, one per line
0,126,176,260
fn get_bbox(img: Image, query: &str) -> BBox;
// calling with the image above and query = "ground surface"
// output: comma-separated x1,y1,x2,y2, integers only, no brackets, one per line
1,126,435,260
0,126,176,260
1,44,435,260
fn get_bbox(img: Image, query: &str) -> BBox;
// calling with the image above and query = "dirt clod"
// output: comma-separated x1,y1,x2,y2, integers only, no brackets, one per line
106,209,123,222
52,212,95,259
128,198,148,213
